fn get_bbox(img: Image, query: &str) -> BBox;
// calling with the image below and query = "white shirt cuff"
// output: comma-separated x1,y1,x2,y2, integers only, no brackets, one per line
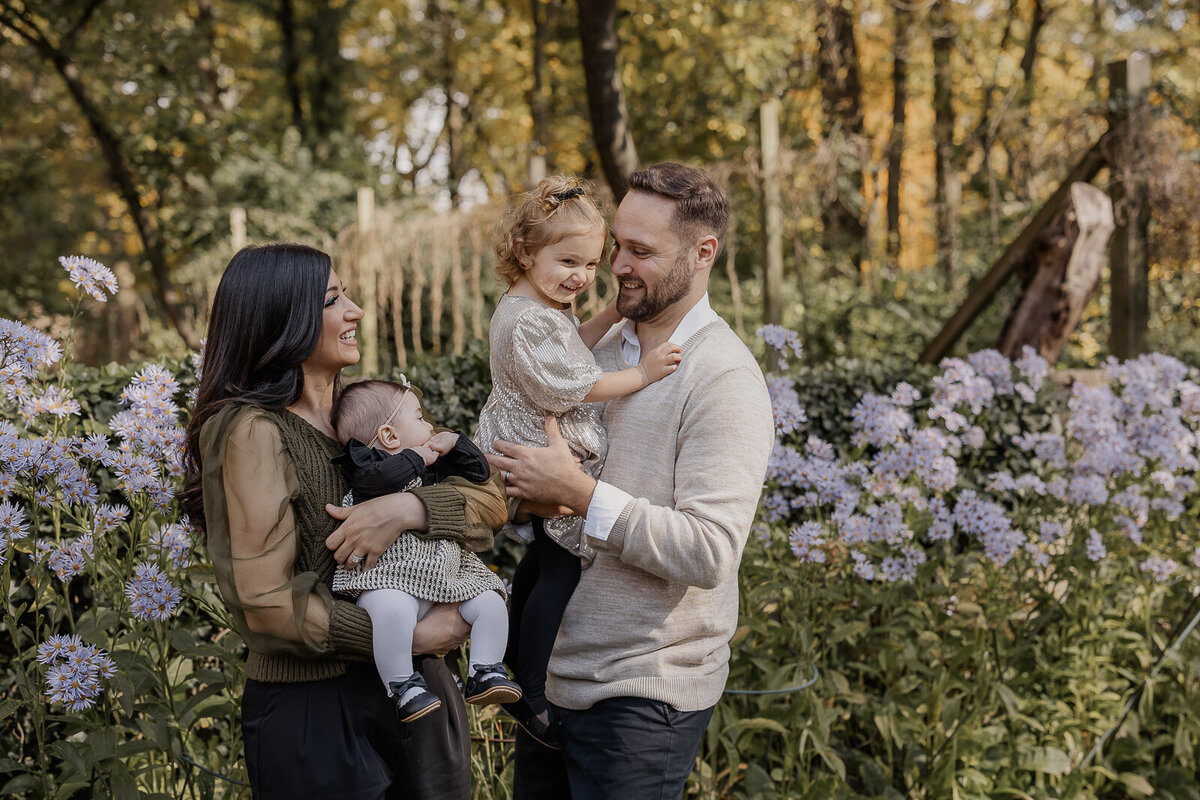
583,481,633,542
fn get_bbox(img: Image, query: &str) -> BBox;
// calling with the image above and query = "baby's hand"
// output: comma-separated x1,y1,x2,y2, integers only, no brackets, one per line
642,342,683,384
428,431,460,455
411,444,439,466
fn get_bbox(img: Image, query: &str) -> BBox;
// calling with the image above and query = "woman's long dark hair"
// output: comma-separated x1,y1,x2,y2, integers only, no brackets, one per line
180,243,332,533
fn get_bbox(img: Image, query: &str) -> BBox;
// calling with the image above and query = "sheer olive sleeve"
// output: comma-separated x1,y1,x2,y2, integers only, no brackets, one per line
201,406,352,658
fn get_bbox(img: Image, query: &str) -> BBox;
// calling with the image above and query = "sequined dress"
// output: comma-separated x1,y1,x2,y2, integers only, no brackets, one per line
474,294,607,561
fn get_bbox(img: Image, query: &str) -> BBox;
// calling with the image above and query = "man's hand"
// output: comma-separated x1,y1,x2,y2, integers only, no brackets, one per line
412,603,470,656
427,431,460,455
488,416,597,516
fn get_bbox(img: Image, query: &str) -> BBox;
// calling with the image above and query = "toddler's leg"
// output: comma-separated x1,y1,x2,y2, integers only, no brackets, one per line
458,590,509,672
517,521,581,712
357,589,420,695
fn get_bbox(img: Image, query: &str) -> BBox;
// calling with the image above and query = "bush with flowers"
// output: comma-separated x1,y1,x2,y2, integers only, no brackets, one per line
1,258,244,798
5,259,1199,800
697,326,1200,799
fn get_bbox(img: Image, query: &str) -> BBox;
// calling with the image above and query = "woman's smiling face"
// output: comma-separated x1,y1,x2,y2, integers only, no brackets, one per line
305,269,364,376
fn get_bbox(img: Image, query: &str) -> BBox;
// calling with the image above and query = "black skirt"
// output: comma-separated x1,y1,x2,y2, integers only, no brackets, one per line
242,657,470,800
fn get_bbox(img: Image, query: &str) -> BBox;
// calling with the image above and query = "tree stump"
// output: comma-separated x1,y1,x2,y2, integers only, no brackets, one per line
997,182,1115,363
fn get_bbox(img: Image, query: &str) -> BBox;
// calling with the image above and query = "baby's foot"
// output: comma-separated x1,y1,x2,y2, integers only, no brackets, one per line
464,663,522,706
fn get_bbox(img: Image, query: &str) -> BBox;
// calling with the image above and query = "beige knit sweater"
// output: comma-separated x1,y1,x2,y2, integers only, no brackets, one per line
545,318,775,712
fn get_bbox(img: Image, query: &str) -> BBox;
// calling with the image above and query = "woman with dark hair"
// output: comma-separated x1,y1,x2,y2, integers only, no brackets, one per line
182,243,506,799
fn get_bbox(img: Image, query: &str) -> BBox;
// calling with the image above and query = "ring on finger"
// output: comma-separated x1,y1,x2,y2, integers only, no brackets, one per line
503,470,511,482
348,552,364,569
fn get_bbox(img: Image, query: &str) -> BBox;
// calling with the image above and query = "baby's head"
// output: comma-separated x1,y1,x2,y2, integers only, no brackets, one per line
334,378,432,454
494,176,607,301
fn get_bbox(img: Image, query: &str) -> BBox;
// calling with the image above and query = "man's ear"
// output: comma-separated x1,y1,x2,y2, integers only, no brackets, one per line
694,234,720,271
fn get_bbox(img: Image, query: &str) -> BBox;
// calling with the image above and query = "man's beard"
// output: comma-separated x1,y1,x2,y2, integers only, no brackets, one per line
617,249,694,323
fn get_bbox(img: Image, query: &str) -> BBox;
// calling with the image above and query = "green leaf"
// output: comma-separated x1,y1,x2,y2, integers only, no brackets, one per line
1118,772,1154,796
0,698,23,721
730,717,789,735
0,774,42,795
1019,746,1070,775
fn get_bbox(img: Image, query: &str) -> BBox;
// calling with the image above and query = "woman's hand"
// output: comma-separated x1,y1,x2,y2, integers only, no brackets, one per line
325,492,428,571
412,603,471,656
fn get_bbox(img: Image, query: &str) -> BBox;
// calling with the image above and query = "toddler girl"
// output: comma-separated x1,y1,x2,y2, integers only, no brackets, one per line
474,176,681,745
331,377,520,723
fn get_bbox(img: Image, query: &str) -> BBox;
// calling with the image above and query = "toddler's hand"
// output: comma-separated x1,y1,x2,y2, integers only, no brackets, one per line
642,342,682,384
411,444,438,466
428,431,460,455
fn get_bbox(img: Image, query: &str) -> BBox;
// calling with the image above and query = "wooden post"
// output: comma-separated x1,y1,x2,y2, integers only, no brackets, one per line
918,138,1109,363
1107,52,1151,360
230,207,247,251
724,205,744,336
760,99,784,331
997,183,1115,363
357,187,379,375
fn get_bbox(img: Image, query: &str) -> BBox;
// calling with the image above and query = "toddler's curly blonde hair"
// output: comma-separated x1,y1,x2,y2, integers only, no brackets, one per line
493,176,607,286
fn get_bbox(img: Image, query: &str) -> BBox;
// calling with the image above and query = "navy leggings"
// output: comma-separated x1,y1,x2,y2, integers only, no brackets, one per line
505,518,581,711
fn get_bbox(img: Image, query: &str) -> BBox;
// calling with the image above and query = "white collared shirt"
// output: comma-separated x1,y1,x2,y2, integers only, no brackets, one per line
583,294,719,541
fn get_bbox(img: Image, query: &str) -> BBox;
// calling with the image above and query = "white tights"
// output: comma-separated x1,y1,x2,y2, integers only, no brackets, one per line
356,588,509,694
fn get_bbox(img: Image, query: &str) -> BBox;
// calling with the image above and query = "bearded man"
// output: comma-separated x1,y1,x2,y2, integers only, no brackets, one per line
491,162,775,799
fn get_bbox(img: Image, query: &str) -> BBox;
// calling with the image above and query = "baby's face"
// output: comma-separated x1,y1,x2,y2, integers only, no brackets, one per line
379,392,434,453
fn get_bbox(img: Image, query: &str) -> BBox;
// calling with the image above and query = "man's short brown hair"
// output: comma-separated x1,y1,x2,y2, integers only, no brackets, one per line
627,163,730,254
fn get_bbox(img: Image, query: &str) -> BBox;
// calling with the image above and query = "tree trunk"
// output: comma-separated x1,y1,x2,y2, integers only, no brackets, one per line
931,0,958,283
436,0,463,203
1018,0,1048,103
308,0,347,153
817,0,866,262
886,0,908,267
0,4,206,350
997,183,1115,363
279,0,307,136
576,0,639,200
528,0,549,185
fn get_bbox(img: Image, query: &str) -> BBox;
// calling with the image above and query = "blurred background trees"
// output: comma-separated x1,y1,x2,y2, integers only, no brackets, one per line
2,0,1198,366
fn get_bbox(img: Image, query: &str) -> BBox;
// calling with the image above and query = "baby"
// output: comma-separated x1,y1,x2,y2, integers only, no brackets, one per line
331,377,519,722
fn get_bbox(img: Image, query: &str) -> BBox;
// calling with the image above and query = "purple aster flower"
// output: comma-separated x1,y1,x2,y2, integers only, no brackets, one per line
1086,529,1106,561
59,255,119,302
758,325,804,365
125,562,182,621
1139,556,1178,583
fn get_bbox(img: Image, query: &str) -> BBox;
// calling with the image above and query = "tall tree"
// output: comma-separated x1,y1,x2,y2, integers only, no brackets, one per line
816,0,866,263
0,0,201,349
931,0,959,282
279,0,307,136
886,0,908,267
576,0,639,199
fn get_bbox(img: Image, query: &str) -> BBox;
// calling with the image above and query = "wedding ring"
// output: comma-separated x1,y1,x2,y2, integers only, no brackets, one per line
503,470,511,482
348,553,364,568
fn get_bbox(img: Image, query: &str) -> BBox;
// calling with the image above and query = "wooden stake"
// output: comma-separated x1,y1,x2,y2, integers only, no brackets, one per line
357,187,379,375
1107,52,1152,360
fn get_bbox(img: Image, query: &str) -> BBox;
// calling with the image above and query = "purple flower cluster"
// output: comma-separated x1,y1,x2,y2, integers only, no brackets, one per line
58,255,119,303
757,331,1198,590
125,562,183,621
767,377,806,436
38,634,116,711
758,324,804,365
0,498,30,564
150,520,194,569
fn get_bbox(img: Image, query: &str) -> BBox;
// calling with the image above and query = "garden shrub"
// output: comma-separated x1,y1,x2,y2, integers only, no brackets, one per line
3,262,1198,799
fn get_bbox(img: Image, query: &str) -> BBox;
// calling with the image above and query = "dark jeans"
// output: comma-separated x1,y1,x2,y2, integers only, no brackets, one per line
514,696,715,800
506,518,581,711
242,658,469,800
